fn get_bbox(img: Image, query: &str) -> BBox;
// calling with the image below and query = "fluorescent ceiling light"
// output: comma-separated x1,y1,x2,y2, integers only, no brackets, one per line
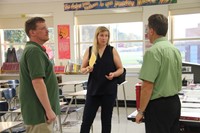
22,13,53,18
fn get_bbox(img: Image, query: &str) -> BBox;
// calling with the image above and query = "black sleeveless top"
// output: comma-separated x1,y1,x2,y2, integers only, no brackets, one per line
87,45,118,96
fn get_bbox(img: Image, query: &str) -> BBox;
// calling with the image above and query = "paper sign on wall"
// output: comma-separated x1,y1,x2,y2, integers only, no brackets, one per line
58,25,70,59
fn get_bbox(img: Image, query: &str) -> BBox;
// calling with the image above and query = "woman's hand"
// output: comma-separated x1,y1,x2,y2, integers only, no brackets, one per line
105,72,115,80
82,66,93,74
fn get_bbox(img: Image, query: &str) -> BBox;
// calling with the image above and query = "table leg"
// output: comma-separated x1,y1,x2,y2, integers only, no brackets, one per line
74,85,77,107
116,96,120,123
62,96,74,124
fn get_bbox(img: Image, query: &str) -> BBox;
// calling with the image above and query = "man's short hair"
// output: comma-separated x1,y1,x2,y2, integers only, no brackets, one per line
25,17,45,37
148,14,168,36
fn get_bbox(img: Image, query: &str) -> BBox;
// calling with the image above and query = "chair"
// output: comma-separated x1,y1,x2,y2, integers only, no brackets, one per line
59,87,67,102
1,125,26,133
2,88,17,110
81,81,88,90
2,80,22,121
116,81,128,123
0,101,9,121
58,87,82,125
7,80,20,107
1,88,17,121
0,94,26,133
2,88,22,119
7,80,19,89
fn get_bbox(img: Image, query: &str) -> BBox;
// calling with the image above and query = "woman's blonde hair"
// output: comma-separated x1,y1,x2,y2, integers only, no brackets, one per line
92,26,110,56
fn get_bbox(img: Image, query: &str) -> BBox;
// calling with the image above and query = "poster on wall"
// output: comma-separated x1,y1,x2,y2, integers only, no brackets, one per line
137,0,177,6
64,0,136,11
64,0,177,11
58,25,70,59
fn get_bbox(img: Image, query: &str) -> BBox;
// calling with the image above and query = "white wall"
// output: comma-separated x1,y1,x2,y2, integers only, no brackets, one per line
0,0,200,100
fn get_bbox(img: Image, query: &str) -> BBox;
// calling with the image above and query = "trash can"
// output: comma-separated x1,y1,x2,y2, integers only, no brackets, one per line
135,82,142,110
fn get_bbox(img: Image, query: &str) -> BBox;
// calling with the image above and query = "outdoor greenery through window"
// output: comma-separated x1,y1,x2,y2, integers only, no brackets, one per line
78,22,143,68
172,13,200,64
1,28,55,64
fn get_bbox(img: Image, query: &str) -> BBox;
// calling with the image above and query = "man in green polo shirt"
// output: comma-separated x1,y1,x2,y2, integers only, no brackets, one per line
19,17,60,133
135,14,182,133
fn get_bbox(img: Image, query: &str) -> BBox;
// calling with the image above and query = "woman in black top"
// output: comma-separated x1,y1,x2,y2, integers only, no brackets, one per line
80,26,123,133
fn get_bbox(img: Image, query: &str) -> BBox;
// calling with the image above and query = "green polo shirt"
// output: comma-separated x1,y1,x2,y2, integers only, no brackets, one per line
19,41,60,125
139,37,182,100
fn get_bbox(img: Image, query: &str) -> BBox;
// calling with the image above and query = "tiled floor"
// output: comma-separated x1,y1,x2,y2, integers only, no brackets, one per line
57,107,145,133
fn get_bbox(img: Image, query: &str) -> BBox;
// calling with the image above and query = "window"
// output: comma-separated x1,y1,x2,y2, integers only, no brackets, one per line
43,28,55,64
1,28,55,64
172,13,200,64
78,22,143,68
1,29,27,63
4,29,27,43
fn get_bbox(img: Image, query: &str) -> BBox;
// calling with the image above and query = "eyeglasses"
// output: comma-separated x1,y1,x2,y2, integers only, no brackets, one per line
36,27,48,31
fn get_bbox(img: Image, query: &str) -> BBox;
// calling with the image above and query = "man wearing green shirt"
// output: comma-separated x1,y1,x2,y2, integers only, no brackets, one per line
135,14,182,133
19,17,60,133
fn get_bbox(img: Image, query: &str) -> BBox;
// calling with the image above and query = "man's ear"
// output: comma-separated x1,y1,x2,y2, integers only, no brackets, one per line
149,28,154,36
29,29,35,37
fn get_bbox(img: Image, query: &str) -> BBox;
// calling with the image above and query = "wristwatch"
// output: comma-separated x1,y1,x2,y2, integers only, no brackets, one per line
137,109,144,115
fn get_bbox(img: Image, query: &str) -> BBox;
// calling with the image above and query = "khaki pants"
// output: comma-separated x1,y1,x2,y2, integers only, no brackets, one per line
26,123,54,133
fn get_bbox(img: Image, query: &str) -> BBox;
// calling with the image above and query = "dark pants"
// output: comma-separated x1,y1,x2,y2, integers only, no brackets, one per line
144,94,181,133
80,94,116,133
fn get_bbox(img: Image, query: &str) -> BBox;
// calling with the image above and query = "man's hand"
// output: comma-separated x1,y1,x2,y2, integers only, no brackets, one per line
135,113,144,124
46,109,56,124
